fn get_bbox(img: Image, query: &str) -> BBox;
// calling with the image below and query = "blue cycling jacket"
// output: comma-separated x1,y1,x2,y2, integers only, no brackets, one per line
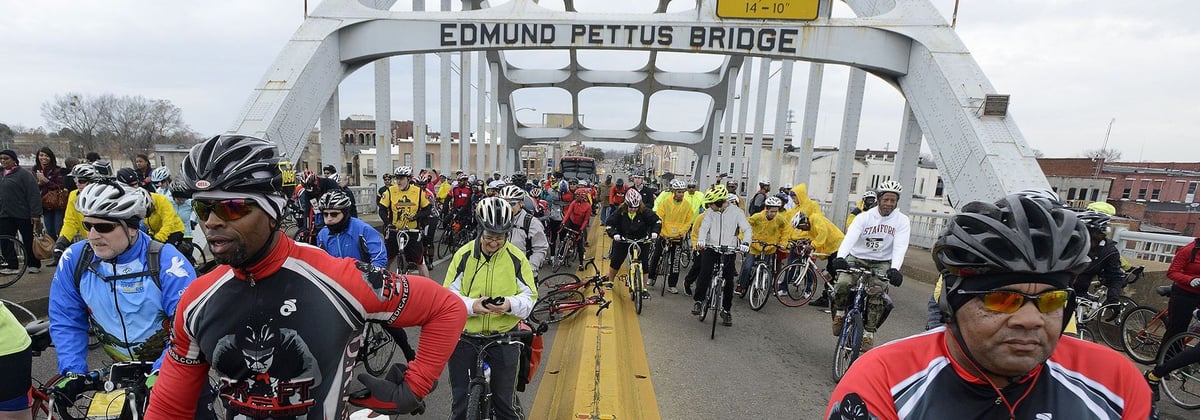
317,217,387,269
48,232,196,374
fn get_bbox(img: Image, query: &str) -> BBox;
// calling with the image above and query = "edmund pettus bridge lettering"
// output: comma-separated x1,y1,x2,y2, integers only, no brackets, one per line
440,23,801,54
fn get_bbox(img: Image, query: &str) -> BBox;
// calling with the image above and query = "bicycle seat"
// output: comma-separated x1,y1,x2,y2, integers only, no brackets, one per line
582,257,595,266
1156,285,1173,297
25,319,51,352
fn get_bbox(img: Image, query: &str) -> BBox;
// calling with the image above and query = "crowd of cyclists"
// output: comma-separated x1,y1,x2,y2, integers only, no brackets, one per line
0,132,1195,418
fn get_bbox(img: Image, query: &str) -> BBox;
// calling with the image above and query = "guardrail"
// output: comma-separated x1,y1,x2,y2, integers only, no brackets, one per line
348,186,378,215
909,211,951,249
1113,229,1195,263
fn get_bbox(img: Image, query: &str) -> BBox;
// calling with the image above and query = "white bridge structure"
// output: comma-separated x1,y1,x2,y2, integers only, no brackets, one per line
228,0,1049,217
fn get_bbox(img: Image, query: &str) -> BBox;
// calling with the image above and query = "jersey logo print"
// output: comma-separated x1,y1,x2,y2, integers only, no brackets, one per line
280,299,298,316
166,256,189,278
828,393,876,420
1035,414,1052,420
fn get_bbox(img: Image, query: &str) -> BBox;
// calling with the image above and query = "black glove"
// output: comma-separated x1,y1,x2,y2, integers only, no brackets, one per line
53,237,71,260
887,268,903,287
830,258,849,271
352,363,432,415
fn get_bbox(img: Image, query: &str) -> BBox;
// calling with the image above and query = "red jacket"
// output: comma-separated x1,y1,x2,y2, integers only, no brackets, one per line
1167,240,1200,294
608,185,628,205
562,199,592,230
451,186,472,207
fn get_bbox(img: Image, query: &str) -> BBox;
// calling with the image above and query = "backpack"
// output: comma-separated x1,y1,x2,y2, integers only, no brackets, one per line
520,213,535,253
74,240,166,291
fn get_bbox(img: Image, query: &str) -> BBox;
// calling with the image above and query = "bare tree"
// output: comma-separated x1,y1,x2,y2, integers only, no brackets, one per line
41,93,111,153
1081,148,1122,161
42,93,191,159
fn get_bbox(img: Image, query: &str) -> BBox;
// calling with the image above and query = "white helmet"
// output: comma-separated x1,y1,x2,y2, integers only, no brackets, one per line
764,196,783,208
150,166,172,183
487,180,507,190
498,185,526,201
862,191,877,200
790,211,810,228
669,179,686,190
75,180,147,220
876,180,903,198
726,193,740,205
393,166,413,177
317,190,353,210
475,197,514,234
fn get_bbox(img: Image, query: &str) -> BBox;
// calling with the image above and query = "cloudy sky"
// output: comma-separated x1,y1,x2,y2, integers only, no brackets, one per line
2,0,1196,162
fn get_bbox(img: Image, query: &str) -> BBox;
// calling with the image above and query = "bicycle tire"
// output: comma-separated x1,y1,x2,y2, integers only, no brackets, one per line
832,312,864,382
530,289,586,324
710,278,723,340
1158,332,1200,409
748,264,771,311
465,382,487,420
659,250,669,297
539,273,583,290
1121,306,1165,364
699,280,714,323
361,323,397,376
0,235,28,289
631,264,644,315
679,245,692,268
1092,296,1136,351
775,262,815,307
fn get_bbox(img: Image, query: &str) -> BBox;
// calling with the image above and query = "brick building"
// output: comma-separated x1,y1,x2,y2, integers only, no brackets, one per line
1040,158,1200,235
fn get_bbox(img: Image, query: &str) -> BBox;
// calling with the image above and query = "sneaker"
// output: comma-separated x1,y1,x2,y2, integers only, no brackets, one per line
1145,370,1161,402
641,290,651,300
720,310,732,326
691,301,702,315
776,289,788,297
27,267,40,274
735,285,745,297
810,296,830,308
861,334,874,351
832,315,844,336
668,287,679,294
0,268,18,275
684,282,693,296
647,277,656,287
577,264,585,272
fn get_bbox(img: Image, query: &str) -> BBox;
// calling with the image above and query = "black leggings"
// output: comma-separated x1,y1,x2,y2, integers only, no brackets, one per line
693,249,736,311
1161,286,1200,360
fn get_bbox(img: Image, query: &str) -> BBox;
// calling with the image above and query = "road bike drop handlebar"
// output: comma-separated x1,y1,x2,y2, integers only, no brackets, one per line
461,329,536,344
701,245,745,255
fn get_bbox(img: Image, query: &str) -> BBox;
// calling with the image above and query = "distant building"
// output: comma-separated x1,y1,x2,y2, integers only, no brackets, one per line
1040,158,1200,235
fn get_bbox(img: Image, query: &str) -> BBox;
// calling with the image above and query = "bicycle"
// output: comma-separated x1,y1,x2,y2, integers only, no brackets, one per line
530,258,611,325
1121,285,1191,364
356,322,398,377
652,236,687,297
746,241,787,311
772,239,831,307
0,234,28,288
34,361,155,420
614,237,654,315
697,246,740,340
460,329,534,420
1156,331,1200,410
831,266,889,382
550,227,583,273
1072,280,1137,350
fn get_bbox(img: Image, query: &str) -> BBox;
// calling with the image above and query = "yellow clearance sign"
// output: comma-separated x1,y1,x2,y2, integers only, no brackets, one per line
716,0,820,21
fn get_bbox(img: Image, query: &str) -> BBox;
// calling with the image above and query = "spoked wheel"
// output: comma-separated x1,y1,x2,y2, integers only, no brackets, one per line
465,382,487,420
1159,332,1200,409
1091,296,1137,351
832,312,864,382
679,246,692,269
530,289,586,324
775,261,816,307
748,264,772,311
538,273,582,290
439,230,456,257
699,283,713,323
0,235,28,289
631,265,644,315
360,323,397,376
710,280,723,340
1121,306,1165,364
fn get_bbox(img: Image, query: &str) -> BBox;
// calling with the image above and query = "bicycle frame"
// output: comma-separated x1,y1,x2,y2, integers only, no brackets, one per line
832,266,887,381
460,330,534,420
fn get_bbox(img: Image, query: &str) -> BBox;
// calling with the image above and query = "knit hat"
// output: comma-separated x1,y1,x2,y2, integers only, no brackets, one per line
0,150,18,163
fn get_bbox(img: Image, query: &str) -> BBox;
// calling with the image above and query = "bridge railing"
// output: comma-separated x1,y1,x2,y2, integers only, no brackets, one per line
349,186,378,215
909,211,951,249
1112,229,1195,263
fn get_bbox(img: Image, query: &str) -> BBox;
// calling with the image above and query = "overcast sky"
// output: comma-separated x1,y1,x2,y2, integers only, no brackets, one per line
2,0,1196,162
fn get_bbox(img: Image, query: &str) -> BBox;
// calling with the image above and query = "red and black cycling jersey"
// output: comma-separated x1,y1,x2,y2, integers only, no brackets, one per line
146,233,467,419
827,328,1152,420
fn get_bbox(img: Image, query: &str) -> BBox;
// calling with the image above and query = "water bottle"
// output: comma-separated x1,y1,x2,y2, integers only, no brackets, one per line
482,362,492,384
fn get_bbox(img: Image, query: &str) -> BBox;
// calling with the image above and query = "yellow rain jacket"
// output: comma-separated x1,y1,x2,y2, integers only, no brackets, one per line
656,195,696,240
745,211,790,256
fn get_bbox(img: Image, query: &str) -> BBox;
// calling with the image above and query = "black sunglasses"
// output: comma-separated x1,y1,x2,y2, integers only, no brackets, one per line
193,199,258,222
321,211,342,218
83,221,121,234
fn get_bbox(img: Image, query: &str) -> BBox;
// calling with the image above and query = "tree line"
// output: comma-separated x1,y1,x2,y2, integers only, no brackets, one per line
38,93,202,160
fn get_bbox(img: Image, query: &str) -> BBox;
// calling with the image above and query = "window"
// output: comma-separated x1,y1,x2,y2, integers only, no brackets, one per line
1121,188,1131,199
1151,189,1161,200
850,175,859,193
426,153,434,168
366,158,374,168
829,173,837,194
934,178,944,197
403,153,412,166
717,163,723,172
1137,188,1147,200
1067,188,1077,200
1091,189,1100,201
919,178,926,195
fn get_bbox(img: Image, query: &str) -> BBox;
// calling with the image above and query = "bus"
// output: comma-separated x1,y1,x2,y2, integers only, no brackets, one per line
559,156,597,184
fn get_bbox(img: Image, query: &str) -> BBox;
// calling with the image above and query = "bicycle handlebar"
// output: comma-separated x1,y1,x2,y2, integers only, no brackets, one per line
835,266,887,280
701,245,744,255
461,330,534,344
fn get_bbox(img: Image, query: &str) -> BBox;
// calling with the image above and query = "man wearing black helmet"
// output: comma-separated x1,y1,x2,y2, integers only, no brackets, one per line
146,135,467,419
827,194,1152,419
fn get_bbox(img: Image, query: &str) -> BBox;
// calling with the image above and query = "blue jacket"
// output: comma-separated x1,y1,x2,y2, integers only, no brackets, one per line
318,217,387,269
48,232,196,374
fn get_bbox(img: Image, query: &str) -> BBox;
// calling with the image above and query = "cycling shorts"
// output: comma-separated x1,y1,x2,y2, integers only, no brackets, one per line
0,347,31,411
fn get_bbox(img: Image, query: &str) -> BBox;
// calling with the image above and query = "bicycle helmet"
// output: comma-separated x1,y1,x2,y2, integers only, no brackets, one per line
625,189,643,208
1086,201,1117,216
764,196,783,208
394,166,413,177
876,180,903,198
298,168,317,188
151,166,171,183
727,194,740,205
498,185,526,201
412,173,429,185
530,187,543,198
1014,187,1065,209
76,180,147,221
670,179,686,190
181,135,284,195
69,163,104,182
92,160,113,177
704,185,728,204
616,178,624,186
328,173,341,183
1077,210,1111,232
687,180,697,188
487,180,506,191
790,211,809,228
317,190,353,211
168,181,191,199
574,188,590,197
758,179,771,187
862,191,877,200
116,167,141,186
510,173,528,187
475,197,514,234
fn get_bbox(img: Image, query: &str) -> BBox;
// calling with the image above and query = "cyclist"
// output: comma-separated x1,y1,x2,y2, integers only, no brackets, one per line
746,180,771,216
443,197,538,420
650,179,696,294
379,166,433,277
1073,211,1127,305
630,174,656,211
1146,236,1200,410
604,189,662,299
784,208,845,305
448,174,473,225
150,166,173,198
317,190,387,269
830,180,909,350
500,185,549,272
692,189,751,327
117,167,188,248
486,179,506,197
145,134,467,419
0,301,33,419
49,180,196,373
845,190,877,229
376,173,394,227
606,178,628,223
684,180,703,214
560,187,593,271
827,193,1152,419
53,163,108,259
681,186,724,296
736,196,787,297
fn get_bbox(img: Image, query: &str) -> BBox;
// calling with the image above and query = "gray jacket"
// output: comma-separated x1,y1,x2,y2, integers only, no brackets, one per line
508,209,549,271
0,166,42,219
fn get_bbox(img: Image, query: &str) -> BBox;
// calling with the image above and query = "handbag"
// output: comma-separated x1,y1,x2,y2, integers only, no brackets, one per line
32,224,56,261
41,188,69,211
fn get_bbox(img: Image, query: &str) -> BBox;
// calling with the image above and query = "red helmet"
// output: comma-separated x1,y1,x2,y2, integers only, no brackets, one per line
574,188,589,196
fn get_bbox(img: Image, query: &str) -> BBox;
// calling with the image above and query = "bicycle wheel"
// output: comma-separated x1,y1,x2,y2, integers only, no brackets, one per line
699,280,714,323
538,273,582,290
1077,326,1094,343
832,312,864,382
1121,306,1165,364
710,278,723,340
1159,332,1200,409
439,229,455,257
465,382,487,420
631,264,644,315
0,235,27,289
679,245,692,268
361,323,397,376
748,264,772,311
1092,296,1137,351
530,290,586,324
775,262,815,307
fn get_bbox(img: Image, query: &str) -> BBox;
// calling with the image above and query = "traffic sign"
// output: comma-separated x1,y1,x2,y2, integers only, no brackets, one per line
716,0,820,21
